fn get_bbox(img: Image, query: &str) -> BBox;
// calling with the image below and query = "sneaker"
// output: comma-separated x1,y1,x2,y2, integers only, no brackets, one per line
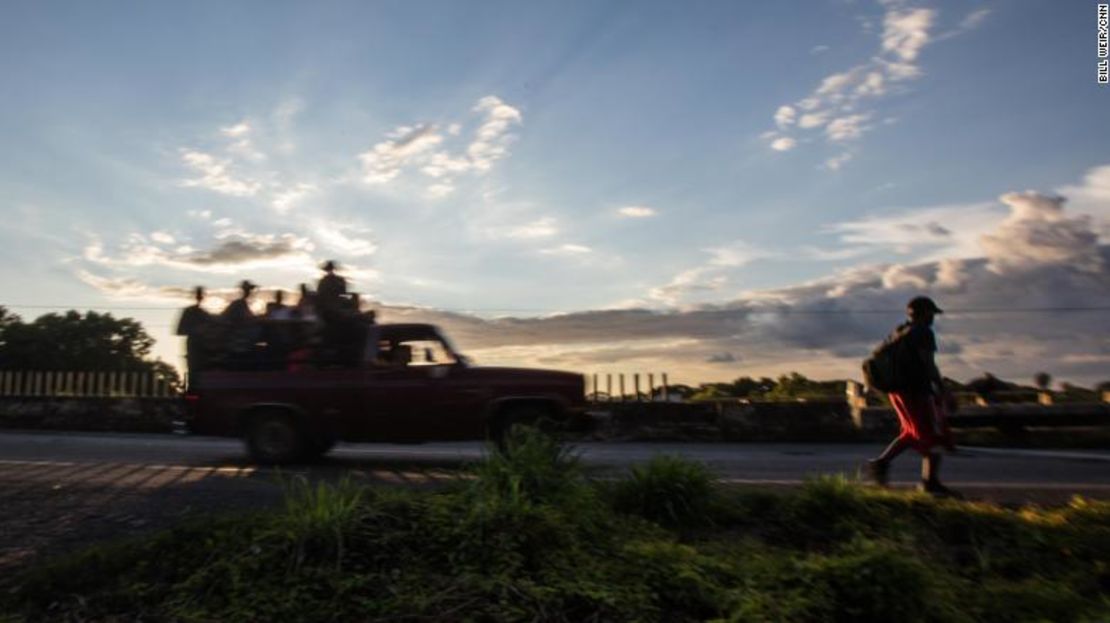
919,480,963,499
867,459,890,487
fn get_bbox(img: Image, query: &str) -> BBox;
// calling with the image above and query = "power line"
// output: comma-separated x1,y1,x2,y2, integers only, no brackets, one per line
3,303,1110,316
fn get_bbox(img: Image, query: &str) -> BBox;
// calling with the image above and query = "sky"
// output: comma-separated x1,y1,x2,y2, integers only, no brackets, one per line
1,0,1108,386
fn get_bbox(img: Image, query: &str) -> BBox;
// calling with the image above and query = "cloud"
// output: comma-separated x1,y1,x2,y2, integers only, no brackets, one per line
826,114,872,142
881,7,934,62
770,137,797,151
936,8,992,42
823,152,854,171
221,122,251,138
797,112,830,129
467,96,523,172
356,95,522,192
179,149,262,196
648,242,767,305
83,230,316,274
765,3,943,160
359,124,444,184
981,192,1104,273
706,352,737,364
617,205,656,218
187,236,309,266
648,268,728,305
705,241,766,267
540,244,592,256
500,217,559,240
426,183,455,198
313,223,378,257
271,183,316,213
825,201,1000,259
774,105,797,129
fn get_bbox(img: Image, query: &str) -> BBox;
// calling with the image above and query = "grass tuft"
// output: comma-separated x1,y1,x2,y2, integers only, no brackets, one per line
611,454,717,529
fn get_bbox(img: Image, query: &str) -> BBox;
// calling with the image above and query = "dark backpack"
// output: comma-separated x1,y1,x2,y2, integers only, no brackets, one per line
862,323,913,392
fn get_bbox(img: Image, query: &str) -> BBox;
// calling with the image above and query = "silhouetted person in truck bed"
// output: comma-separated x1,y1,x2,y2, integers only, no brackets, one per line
221,280,260,369
176,286,211,387
316,260,347,318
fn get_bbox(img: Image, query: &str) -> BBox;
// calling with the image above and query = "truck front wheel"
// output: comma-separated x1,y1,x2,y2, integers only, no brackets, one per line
246,412,304,464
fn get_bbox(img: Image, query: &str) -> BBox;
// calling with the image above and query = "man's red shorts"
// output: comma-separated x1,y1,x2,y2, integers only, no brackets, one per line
888,391,952,455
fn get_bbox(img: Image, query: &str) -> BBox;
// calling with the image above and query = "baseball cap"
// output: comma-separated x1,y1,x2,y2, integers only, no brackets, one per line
907,296,943,314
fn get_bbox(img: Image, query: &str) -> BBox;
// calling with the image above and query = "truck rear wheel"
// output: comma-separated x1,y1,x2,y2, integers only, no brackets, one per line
246,412,304,464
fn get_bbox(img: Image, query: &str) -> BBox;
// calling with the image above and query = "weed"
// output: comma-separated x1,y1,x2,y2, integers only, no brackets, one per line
273,474,365,571
612,454,717,529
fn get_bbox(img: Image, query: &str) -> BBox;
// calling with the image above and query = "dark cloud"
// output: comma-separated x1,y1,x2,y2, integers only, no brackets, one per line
187,237,305,266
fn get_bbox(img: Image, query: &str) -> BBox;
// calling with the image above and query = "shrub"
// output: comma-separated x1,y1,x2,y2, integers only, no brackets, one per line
468,426,587,509
806,540,936,623
612,454,717,529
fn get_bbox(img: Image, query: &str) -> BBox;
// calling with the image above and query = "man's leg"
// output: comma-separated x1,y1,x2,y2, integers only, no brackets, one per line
868,435,910,486
877,435,911,463
920,452,961,498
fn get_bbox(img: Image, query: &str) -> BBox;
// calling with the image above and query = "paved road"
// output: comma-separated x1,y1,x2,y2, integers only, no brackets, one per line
3,430,1110,485
2,430,1108,573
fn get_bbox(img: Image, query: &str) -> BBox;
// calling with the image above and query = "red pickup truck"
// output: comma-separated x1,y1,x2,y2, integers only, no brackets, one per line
185,323,588,463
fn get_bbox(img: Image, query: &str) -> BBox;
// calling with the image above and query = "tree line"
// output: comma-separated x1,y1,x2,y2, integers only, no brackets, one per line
0,307,178,385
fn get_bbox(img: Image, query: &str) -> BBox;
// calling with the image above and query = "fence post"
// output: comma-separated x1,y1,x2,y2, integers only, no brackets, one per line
0,371,8,396
647,373,655,401
606,374,612,402
633,374,641,402
618,374,625,402
662,373,669,402
845,380,867,429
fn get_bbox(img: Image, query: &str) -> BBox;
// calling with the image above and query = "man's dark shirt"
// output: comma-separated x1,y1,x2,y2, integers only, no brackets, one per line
317,273,347,314
317,272,346,302
175,305,210,336
896,321,937,395
222,299,253,325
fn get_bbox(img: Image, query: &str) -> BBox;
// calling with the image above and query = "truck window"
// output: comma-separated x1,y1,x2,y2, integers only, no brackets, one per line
376,339,456,367
401,339,456,366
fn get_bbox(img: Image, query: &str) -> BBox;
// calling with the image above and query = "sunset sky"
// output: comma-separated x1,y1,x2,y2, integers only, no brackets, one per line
1,0,1108,385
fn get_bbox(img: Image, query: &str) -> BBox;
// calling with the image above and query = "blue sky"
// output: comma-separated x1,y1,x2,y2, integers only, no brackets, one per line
2,0,1108,385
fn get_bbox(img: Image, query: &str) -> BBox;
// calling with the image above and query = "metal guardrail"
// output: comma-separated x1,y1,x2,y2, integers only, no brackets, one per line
0,370,178,398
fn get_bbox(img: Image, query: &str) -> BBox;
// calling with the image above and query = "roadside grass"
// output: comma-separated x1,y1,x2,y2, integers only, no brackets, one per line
4,431,1109,622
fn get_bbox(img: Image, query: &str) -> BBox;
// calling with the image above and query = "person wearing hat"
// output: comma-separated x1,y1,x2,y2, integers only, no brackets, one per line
316,260,347,315
221,280,258,325
868,296,959,498
219,280,261,369
175,286,212,388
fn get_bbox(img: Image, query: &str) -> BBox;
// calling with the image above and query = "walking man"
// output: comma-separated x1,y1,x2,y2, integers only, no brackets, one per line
868,296,959,498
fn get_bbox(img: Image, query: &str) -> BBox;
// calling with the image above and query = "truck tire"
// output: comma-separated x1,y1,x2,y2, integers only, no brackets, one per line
304,436,337,461
245,412,304,464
